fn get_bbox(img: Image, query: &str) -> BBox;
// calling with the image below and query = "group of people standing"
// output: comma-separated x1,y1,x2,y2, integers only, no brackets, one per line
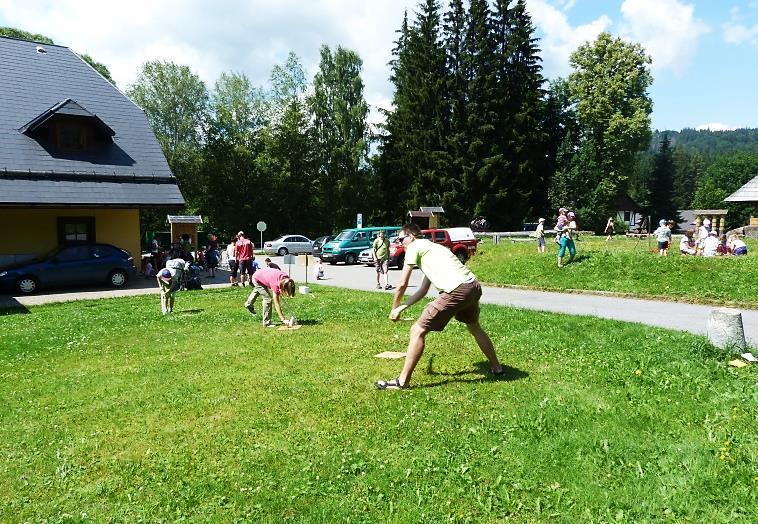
533,207,579,268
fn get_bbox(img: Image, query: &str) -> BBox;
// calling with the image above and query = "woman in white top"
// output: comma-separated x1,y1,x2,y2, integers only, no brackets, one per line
728,234,748,256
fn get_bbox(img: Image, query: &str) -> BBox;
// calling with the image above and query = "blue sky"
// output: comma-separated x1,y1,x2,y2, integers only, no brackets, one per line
0,0,756,131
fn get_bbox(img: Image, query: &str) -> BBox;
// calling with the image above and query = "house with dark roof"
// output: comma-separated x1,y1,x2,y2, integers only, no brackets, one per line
613,194,643,230
0,36,184,265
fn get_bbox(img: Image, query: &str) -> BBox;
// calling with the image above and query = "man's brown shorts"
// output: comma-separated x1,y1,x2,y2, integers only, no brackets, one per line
417,280,481,332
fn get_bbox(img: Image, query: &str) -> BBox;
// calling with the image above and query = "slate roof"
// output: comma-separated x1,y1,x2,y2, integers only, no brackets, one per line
613,193,642,212
0,36,184,206
725,175,758,202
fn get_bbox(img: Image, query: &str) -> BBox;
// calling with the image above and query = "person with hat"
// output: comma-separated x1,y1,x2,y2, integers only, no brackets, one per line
702,230,720,257
557,212,577,268
696,218,712,255
653,219,672,256
157,258,188,314
535,218,546,253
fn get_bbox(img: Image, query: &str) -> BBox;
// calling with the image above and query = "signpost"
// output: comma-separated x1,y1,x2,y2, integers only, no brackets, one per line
357,213,363,228
256,221,267,251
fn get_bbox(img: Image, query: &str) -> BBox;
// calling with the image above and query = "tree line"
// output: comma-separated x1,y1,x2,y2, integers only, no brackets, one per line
5,5,756,238
630,131,758,230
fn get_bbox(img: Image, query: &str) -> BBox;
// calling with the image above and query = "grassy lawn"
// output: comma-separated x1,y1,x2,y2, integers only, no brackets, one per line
469,236,758,308
0,286,755,522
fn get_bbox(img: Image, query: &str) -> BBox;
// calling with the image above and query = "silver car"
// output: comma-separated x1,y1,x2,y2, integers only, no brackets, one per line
263,235,313,256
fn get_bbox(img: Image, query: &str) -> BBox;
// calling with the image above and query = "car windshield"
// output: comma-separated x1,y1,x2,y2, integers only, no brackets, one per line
335,231,353,241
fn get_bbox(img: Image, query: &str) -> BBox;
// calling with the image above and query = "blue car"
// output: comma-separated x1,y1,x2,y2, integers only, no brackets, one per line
0,243,137,295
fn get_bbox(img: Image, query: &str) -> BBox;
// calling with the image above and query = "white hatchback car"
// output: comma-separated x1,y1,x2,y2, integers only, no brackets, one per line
358,248,374,266
263,235,313,256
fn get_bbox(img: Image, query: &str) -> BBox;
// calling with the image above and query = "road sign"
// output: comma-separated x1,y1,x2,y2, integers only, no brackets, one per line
357,213,363,228
256,221,267,232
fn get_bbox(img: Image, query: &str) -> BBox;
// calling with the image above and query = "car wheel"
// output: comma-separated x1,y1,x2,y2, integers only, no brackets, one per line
109,269,128,288
16,276,38,294
344,253,356,265
278,247,289,256
455,250,468,264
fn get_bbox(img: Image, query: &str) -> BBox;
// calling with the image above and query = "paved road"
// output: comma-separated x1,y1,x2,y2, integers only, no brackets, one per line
2,255,756,346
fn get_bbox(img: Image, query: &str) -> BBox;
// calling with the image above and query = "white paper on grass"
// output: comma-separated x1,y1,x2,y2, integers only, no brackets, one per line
740,352,757,362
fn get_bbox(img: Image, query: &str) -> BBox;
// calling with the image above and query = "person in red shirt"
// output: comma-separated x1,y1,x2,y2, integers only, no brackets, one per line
244,266,296,327
235,231,255,287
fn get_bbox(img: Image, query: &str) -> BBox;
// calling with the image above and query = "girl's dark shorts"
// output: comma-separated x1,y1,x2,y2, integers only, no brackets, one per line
417,280,481,332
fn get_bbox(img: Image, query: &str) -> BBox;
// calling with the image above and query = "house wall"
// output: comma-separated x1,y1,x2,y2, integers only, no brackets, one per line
616,210,640,226
0,208,140,261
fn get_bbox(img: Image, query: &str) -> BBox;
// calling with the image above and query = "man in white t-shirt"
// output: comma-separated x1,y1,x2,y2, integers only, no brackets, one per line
375,223,503,390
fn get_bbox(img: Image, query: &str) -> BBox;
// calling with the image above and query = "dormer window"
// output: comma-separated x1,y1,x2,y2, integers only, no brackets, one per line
55,119,93,152
20,98,115,155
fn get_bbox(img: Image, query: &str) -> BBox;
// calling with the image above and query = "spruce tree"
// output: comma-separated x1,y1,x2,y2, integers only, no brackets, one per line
378,11,415,223
462,0,498,223
491,0,546,226
648,134,678,223
441,0,469,223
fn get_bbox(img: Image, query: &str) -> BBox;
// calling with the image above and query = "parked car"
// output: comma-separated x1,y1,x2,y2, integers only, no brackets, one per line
521,222,539,232
263,235,313,256
0,243,137,295
312,235,335,260
320,226,402,265
389,227,477,267
358,248,375,266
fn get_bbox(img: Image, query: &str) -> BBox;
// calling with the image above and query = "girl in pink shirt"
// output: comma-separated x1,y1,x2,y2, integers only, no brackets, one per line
243,267,296,326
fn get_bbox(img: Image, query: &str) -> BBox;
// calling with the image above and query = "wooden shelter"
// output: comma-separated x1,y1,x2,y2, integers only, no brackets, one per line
408,206,445,229
167,215,203,251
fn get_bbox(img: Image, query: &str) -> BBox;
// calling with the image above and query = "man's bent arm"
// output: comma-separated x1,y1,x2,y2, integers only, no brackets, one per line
405,276,431,307
391,264,414,309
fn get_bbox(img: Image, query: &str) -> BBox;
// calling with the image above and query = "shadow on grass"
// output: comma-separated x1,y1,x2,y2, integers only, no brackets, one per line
420,362,528,389
565,254,590,265
296,319,319,326
176,309,205,315
0,298,30,315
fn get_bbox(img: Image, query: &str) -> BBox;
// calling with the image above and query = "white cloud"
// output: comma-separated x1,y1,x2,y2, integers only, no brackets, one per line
0,0,418,125
695,122,736,132
723,7,758,46
526,0,611,77
618,0,710,74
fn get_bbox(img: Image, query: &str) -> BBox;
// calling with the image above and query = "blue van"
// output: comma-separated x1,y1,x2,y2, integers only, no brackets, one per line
320,226,401,265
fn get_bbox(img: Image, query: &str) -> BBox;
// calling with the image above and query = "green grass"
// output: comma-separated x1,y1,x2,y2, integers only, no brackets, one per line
469,236,758,308
0,286,755,522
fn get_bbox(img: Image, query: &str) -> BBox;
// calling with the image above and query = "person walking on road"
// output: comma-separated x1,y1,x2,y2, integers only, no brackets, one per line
372,230,392,290
375,223,503,390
